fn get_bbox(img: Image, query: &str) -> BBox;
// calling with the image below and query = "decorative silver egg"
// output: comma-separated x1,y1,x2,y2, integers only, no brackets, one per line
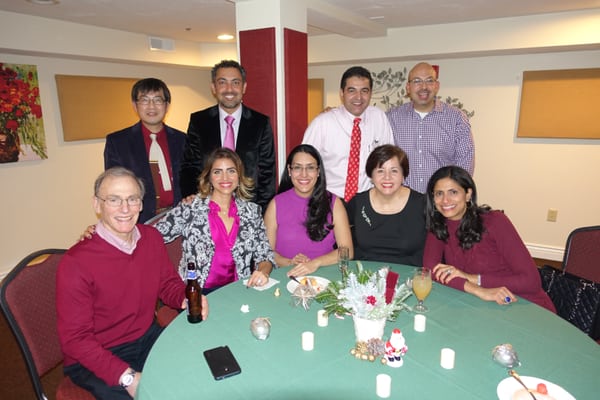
491,343,521,368
250,317,271,340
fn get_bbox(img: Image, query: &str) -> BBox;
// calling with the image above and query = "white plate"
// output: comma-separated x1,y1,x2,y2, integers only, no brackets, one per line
286,276,330,294
497,376,575,400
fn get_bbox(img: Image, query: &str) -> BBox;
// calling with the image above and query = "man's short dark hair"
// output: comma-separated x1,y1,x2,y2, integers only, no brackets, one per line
340,66,373,90
211,60,247,83
131,78,171,103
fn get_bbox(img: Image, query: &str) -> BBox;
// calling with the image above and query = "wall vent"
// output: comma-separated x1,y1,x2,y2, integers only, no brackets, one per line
148,36,175,52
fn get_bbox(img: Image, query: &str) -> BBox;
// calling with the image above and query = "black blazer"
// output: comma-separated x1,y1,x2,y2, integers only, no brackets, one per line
104,121,186,223
180,104,276,211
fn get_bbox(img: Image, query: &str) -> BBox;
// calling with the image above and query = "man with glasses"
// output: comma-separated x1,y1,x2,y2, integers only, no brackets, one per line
180,60,276,212
387,62,474,193
104,78,186,223
57,167,209,399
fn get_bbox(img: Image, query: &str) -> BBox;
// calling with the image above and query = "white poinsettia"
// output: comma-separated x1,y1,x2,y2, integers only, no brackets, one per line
317,262,413,321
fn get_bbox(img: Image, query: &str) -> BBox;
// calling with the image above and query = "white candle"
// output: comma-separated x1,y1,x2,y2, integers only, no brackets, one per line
302,331,314,351
440,348,455,369
317,310,329,327
414,314,426,332
376,373,391,398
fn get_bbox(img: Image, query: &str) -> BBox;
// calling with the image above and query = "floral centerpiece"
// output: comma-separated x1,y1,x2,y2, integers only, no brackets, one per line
316,262,412,320
316,262,412,343
0,63,46,163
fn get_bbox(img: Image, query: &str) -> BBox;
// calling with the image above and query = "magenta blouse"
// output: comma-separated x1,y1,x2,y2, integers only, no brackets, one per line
204,200,240,289
274,189,336,259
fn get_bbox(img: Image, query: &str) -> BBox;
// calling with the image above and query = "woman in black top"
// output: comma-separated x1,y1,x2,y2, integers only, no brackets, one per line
345,145,426,265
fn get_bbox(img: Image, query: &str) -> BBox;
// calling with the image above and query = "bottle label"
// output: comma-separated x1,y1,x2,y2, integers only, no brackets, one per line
186,270,197,280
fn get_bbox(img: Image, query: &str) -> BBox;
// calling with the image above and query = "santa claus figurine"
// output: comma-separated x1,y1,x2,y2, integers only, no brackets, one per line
385,328,408,367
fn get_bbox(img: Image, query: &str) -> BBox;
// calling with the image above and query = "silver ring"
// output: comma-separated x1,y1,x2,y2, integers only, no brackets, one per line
446,269,452,275
257,279,262,284
504,296,511,303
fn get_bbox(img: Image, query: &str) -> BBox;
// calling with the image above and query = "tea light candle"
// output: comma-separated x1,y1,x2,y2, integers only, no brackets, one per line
302,331,314,351
440,348,455,369
414,314,426,332
376,373,391,398
317,310,328,327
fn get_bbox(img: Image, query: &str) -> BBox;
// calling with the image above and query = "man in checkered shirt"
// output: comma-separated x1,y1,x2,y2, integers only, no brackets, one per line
387,62,474,193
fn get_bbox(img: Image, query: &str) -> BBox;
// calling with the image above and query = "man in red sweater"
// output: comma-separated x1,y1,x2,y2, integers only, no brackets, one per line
56,167,209,399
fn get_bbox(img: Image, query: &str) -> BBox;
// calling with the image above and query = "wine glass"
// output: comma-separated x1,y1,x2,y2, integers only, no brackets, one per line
412,268,432,313
338,246,349,280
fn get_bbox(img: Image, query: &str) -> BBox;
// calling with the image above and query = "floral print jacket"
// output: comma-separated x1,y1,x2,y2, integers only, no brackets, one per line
154,195,276,286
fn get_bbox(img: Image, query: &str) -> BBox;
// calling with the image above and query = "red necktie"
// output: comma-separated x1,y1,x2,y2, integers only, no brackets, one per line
344,117,361,202
223,115,235,150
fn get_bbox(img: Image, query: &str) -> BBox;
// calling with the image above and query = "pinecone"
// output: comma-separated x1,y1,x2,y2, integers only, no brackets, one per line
366,338,386,356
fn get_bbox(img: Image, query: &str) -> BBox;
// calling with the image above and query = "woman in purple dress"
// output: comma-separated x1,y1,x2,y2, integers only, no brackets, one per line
264,144,353,277
423,166,555,312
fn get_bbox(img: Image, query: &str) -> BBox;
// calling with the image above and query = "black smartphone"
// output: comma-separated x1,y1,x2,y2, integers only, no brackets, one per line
203,345,242,380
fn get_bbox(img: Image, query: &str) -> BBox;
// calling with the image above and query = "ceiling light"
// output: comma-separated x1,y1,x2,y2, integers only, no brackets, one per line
217,34,234,41
27,0,60,5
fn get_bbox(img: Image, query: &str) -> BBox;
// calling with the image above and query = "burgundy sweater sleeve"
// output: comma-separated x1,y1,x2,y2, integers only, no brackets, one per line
423,231,445,270
423,230,469,291
478,212,541,295
56,251,129,386
140,225,185,311
156,241,186,309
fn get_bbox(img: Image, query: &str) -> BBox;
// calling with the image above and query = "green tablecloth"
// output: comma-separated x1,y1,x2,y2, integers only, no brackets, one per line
136,262,600,399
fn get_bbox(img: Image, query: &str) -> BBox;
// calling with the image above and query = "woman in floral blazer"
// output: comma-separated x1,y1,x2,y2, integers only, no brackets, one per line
154,148,275,293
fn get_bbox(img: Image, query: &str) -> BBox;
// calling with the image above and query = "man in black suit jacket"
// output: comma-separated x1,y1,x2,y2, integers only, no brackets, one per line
180,60,276,212
104,78,186,223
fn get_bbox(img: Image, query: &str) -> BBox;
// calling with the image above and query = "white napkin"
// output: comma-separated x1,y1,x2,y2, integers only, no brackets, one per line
242,277,279,291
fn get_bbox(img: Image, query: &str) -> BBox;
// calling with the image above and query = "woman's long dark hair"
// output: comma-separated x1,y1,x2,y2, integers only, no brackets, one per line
278,144,333,242
425,166,490,250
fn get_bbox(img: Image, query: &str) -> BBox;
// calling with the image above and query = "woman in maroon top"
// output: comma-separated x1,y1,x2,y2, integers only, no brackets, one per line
422,166,555,312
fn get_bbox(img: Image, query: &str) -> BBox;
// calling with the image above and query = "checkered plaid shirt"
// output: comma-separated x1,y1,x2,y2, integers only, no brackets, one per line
387,100,474,193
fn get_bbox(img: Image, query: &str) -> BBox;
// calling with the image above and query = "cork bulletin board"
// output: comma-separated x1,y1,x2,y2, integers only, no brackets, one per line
517,68,600,139
55,75,139,141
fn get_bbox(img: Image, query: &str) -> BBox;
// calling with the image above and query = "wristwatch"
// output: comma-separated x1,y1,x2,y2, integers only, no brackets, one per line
119,369,137,388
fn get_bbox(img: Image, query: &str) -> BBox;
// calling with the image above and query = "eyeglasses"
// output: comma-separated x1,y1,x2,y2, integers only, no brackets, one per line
97,196,142,208
290,165,318,174
408,78,437,87
136,96,166,106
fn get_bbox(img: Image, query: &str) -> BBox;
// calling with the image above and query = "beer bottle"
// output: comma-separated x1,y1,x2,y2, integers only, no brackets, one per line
185,262,202,323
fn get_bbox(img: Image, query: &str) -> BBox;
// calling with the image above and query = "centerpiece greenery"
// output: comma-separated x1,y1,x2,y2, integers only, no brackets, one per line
316,262,413,321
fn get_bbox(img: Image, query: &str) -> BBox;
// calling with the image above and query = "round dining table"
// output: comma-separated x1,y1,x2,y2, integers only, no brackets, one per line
136,261,600,399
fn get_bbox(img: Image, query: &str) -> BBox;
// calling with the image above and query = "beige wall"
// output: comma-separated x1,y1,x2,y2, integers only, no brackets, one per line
1,8,599,275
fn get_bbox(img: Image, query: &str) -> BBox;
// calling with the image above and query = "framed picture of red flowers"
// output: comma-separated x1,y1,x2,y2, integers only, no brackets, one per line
0,63,46,163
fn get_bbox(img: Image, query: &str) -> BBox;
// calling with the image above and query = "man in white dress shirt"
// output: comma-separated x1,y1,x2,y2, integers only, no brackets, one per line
302,66,394,200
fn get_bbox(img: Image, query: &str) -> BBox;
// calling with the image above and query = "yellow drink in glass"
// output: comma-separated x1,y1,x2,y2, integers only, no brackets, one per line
413,268,432,313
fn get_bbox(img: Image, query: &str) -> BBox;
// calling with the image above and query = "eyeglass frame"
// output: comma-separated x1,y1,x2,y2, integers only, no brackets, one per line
135,96,167,106
408,77,438,87
289,164,319,174
96,195,143,208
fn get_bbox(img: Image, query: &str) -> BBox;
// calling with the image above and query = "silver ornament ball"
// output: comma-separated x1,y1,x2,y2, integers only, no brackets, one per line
250,317,271,340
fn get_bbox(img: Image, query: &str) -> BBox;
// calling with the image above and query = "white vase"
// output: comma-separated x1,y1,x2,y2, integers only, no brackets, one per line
353,315,386,342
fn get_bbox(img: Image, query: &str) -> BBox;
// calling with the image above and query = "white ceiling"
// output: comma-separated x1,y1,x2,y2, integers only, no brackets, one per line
1,0,599,43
